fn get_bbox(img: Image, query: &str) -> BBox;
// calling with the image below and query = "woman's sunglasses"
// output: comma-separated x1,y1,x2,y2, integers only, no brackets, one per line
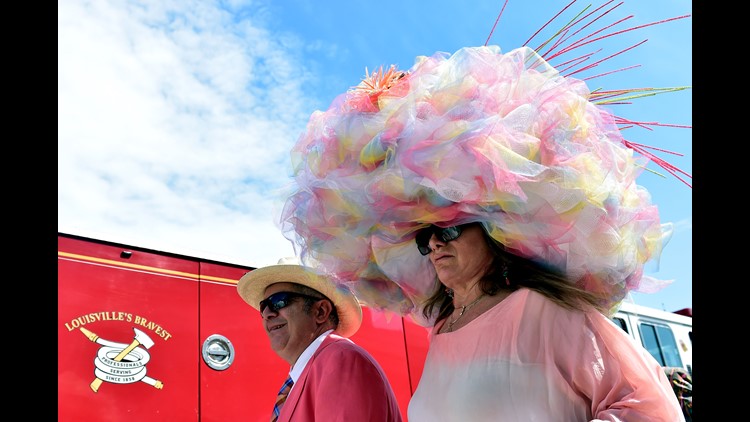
415,225,465,255
259,291,325,313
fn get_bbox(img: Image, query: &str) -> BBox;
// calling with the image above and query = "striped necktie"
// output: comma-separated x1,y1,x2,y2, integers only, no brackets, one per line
271,376,294,422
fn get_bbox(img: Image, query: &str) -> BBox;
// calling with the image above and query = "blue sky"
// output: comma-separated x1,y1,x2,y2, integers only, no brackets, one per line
58,0,691,313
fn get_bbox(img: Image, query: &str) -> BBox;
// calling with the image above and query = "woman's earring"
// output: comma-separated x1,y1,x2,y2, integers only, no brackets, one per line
445,287,454,298
503,268,510,286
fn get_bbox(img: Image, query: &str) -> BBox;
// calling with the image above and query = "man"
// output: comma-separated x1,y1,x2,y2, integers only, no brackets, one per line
237,257,404,422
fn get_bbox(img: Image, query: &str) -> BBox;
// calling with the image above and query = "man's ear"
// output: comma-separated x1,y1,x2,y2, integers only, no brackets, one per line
314,299,333,324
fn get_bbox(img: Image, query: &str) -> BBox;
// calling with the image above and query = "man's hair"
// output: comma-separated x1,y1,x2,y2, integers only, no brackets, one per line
290,284,340,327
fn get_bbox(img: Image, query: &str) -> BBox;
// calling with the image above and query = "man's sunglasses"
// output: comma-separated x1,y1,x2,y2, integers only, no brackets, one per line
259,291,325,313
415,224,465,256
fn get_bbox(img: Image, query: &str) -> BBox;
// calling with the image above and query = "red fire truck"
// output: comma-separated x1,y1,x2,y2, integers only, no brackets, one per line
58,231,691,421
58,232,430,421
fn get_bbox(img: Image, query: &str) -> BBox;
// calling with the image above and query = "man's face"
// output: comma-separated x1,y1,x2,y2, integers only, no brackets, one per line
260,282,324,365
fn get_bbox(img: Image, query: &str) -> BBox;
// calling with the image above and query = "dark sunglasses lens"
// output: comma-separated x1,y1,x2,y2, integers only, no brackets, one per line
416,229,433,255
415,225,464,255
259,292,291,313
438,225,462,242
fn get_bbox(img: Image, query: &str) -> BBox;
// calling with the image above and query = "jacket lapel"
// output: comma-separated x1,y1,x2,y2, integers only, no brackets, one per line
279,334,343,420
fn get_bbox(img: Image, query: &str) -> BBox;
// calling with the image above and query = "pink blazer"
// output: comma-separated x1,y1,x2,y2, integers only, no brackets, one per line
278,333,403,422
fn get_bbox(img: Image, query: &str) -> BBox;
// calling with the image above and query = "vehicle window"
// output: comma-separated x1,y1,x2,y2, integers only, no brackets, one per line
611,317,628,334
638,322,683,368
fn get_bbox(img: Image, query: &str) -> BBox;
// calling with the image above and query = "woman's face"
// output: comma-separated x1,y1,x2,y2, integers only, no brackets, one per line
426,224,494,289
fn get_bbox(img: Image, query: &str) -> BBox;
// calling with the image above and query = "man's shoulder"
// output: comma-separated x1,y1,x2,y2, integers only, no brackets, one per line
312,337,390,381
321,333,361,350
318,334,375,359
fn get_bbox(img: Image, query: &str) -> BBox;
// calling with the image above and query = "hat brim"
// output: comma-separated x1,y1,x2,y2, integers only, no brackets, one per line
237,264,363,338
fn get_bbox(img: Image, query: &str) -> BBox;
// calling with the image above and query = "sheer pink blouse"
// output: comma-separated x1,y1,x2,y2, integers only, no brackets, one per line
408,288,684,421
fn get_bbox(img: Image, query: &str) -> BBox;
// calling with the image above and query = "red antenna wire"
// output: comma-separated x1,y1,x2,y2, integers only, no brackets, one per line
483,0,691,187
484,0,510,46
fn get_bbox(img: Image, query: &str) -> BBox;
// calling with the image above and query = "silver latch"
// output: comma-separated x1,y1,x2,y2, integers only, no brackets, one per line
202,334,235,371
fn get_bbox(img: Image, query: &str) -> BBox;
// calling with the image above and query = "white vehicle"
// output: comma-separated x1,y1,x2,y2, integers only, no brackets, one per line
611,302,692,375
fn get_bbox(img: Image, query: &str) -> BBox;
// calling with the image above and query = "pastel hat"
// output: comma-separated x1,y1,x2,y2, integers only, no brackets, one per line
279,44,686,319
237,257,363,338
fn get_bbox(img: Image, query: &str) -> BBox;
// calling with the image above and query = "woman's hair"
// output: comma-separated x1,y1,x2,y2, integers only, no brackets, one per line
421,223,608,322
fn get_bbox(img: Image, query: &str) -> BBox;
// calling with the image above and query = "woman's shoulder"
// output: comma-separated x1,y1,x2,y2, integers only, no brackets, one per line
519,288,624,334
517,288,590,325
520,287,596,313
513,287,555,309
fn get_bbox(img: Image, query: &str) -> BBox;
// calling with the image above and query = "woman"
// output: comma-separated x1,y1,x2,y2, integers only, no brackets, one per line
408,222,684,420
276,3,691,421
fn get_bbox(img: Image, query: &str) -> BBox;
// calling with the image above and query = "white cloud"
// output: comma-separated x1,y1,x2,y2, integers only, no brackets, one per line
58,0,312,267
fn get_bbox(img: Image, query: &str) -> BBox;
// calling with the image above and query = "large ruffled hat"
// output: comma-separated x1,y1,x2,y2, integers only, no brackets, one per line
279,3,691,322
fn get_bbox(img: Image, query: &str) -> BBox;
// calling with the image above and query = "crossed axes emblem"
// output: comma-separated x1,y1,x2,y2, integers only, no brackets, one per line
79,327,163,392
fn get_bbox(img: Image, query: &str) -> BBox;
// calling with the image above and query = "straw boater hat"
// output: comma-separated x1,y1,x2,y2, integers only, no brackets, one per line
237,257,363,338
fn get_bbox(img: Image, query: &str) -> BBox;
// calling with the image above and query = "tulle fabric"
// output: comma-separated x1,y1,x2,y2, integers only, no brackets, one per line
280,45,672,320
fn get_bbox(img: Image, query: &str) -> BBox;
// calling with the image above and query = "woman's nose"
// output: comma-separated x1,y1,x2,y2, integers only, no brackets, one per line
428,233,445,251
